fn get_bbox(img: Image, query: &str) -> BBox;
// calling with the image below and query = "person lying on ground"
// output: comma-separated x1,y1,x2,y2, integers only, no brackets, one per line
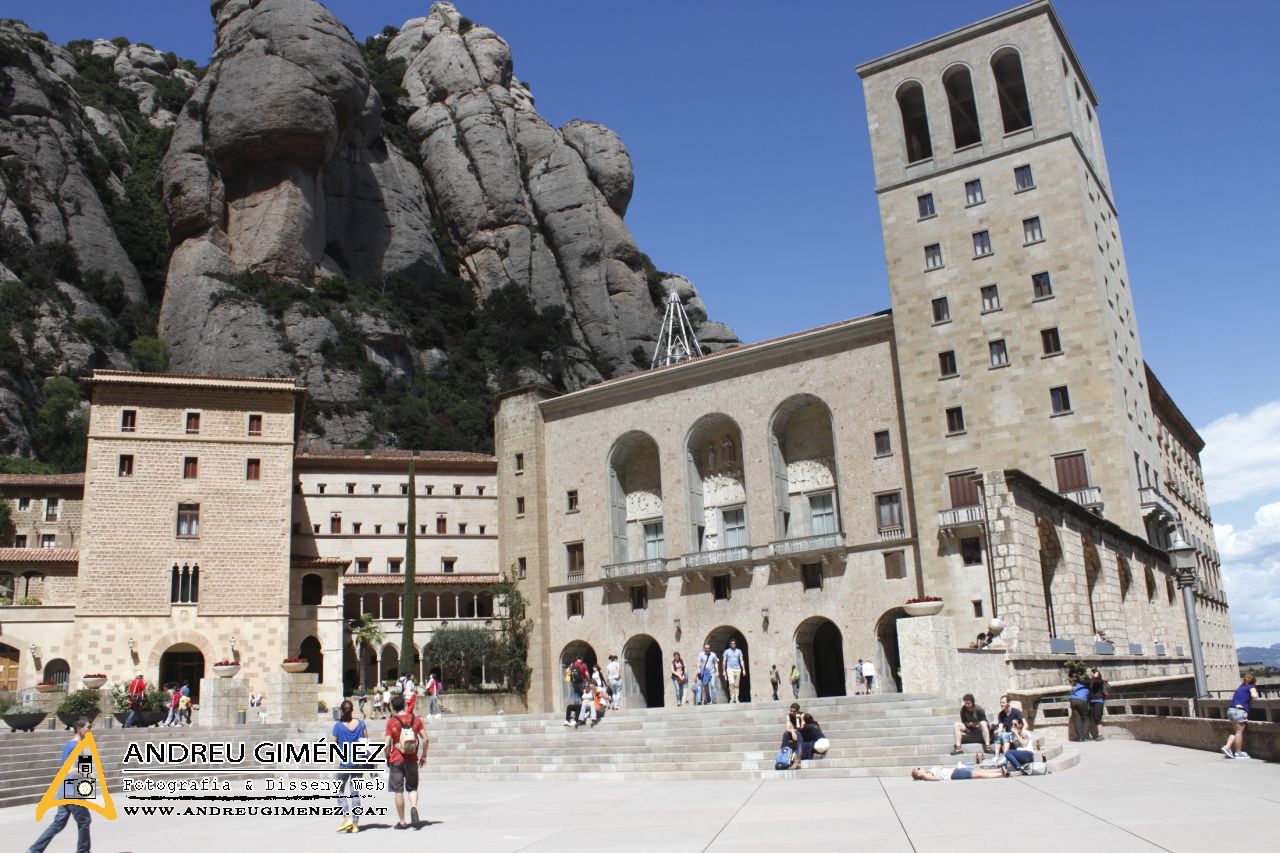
911,765,1006,781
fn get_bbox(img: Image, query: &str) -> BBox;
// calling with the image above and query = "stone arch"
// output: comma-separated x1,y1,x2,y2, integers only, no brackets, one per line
158,643,205,700
607,431,664,564
768,394,840,540
990,46,1033,133
873,608,906,693
686,414,748,554
896,79,933,162
703,625,750,703
1037,517,1063,638
42,657,70,688
300,573,323,605
1117,553,1132,601
144,629,217,677
299,635,322,682
794,616,846,697
622,634,665,708
1144,565,1157,602
343,593,359,619
559,640,598,702
942,62,981,148
380,643,399,682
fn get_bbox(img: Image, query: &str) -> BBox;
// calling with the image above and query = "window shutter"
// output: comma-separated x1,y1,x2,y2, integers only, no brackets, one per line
609,468,628,563
949,473,979,508
1055,454,1089,492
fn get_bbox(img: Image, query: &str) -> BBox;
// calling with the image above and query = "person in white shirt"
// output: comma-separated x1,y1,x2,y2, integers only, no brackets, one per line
911,765,1005,781
861,660,877,693
606,655,623,710
696,644,719,705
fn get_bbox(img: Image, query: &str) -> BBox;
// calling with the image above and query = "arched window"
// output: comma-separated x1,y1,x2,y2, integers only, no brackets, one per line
896,82,933,163
991,48,1033,133
942,65,981,148
43,658,70,687
300,573,323,606
170,563,199,604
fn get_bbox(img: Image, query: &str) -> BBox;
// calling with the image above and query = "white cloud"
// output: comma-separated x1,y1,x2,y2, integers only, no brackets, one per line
1202,400,1280,505
1217,501,1280,649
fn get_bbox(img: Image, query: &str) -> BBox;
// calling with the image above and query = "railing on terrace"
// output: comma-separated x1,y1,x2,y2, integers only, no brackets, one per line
767,532,845,557
938,505,984,528
602,558,668,580
1061,485,1104,509
681,546,752,569
876,526,907,541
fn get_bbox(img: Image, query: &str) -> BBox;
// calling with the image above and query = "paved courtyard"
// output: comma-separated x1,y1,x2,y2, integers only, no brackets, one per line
1,740,1275,852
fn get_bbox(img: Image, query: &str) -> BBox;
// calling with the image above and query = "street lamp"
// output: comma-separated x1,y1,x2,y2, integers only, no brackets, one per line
1167,529,1208,702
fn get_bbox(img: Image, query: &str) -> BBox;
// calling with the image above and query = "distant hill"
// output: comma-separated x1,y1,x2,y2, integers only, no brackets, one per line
1236,643,1280,668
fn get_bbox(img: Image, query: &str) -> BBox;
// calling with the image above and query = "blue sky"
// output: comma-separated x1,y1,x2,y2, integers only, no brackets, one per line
9,1,1279,648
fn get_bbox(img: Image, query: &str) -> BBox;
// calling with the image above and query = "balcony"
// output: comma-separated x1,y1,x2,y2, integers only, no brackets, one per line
681,545,752,570
877,526,908,542
938,504,985,529
1060,485,1104,512
1139,486,1178,524
602,557,668,581
768,531,845,558
566,566,585,583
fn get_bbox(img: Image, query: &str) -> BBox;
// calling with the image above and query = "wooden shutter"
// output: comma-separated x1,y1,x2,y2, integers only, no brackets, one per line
609,468,628,563
948,473,978,508
1054,454,1089,492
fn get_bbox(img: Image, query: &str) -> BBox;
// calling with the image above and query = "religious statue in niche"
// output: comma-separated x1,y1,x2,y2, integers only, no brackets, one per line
705,434,739,476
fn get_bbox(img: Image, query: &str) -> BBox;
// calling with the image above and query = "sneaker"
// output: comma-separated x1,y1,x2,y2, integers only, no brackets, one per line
950,747,964,756
1092,736,1105,742
983,745,996,754
1220,746,1234,758
1235,752,1250,760
562,720,571,727
410,807,419,826
336,820,353,833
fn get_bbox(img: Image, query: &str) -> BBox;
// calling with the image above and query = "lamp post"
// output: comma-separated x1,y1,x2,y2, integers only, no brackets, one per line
1167,529,1208,703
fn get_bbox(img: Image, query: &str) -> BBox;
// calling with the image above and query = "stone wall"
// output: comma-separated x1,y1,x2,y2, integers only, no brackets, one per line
1107,715,1280,763
438,691,527,717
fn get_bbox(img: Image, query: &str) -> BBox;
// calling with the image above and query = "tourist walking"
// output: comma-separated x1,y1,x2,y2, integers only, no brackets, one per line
854,659,865,694
26,718,92,853
789,664,800,699
384,693,427,829
566,655,589,704
381,682,392,719
332,699,366,834
1222,674,1260,759
1087,668,1108,741
1068,672,1091,742
165,685,181,726
355,686,368,718
671,652,688,706
861,659,877,693
696,644,719,705
769,665,780,701
606,655,623,710
396,673,417,716
124,671,146,728
425,673,441,718
722,639,746,703
371,685,383,719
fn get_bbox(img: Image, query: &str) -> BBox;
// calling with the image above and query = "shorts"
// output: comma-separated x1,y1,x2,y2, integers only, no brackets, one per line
1227,707,1248,724
996,731,1015,744
387,760,419,793
951,767,973,780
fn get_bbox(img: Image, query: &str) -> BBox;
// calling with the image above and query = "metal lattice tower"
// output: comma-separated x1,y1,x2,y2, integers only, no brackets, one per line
651,286,702,369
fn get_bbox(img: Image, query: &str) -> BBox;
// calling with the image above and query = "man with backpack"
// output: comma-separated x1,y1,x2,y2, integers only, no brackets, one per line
696,644,719,705
566,656,589,704
384,693,427,830
125,671,146,728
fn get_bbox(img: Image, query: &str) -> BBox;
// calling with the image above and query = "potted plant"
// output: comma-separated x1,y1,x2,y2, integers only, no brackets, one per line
282,657,308,673
55,689,102,729
82,673,108,690
110,683,132,725
139,685,169,726
212,659,241,677
904,595,944,617
3,704,49,732
35,680,64,694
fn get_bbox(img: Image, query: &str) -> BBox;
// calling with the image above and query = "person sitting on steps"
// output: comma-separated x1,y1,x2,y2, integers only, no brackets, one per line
951,693,994,755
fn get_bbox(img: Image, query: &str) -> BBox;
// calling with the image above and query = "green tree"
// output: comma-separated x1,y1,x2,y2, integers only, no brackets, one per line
487,571,532,694
129,336,171,373
426,626,494,689
399,458,417,677
349,612,384,691
33,377,87,472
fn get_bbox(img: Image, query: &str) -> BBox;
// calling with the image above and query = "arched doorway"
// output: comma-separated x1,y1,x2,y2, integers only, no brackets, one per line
795,617,846,697
704,626,750,703
300,636,323,683
43,658,70,689
559,640,598,702
381,644,399,682
874,609,905,693
158,644,205,701
0,643,19,692
622,634,664,708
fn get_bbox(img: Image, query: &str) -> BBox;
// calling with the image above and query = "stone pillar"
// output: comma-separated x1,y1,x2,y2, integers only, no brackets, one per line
198,676,249,727
897,614,959,696
263,671,319,724
318,604,344,709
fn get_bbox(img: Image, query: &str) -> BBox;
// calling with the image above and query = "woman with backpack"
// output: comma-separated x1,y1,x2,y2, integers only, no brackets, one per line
332,699,366,834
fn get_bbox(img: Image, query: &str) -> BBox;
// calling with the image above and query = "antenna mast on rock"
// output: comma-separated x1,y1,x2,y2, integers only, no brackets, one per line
651,286,702,369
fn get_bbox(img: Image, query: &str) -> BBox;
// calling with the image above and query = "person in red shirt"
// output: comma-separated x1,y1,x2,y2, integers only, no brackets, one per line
125,672,146,728
384,693,427,829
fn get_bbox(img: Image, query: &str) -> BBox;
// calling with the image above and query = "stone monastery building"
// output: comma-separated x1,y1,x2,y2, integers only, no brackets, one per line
0,2,1234,715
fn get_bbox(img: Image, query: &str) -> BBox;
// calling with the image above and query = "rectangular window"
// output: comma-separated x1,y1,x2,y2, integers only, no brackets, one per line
442,558,456,574
352,522,362,534
567,490,579,512
721,507,747,547
182,457,198,479
121,409,137,432
317,483,326,494
514,453,524,473
419,524,427,535
874,430,892,457
424,485,434,495
973,600,985,618
964,179,984,205
478,524,486,535
945,406,966,435
801,563,823,590
988,339,1009,367
356,559,370,574
948,473,979,508
453,484,463,496
176,503,200,537
374,524,382,534
972,230,992,257
185,412,200,434
371,484,381,495
476,485,484,495
1055,452,1090,492
1023,216,1044,244
517,557,527,579
931,296,950,324
809,493,836,535
397,522,407,534
960,536,983,566
330,512,341,534
924,243,944,270
457,523,467,535
436,515,447,534
712,574,731,601
630,585,649,610
566,542,585,578
1051,385,1072,414
345,483,355,495
1032,271,1053,299
917,193,936,218
980,284,1001,312
876,492,903,530
400,483,409,495
1041,327,1062,355
13,534,27,547
40,533,55,548
246,458,261,481
643,521,665,558
883,551,907,580
17,498,29,511
389,558,402,574
1014,164,1034,191
247,414,263,436
567,592,584,618
938,350,958,378
516,496,526,516
118,454,134,477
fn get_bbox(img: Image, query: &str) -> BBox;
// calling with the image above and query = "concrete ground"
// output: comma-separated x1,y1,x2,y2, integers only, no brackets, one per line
1,740,1275,852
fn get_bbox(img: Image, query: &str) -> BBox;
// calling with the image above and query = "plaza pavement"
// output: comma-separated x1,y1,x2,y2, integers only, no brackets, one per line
1,739,1275,852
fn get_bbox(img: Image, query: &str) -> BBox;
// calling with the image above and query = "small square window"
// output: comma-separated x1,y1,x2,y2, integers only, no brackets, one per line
400,483,409,495
345,483,355,495
183,457,198,479
458,523,467,535
13,534,26,547
177,503,200,538
712,574,731,601
442,558,456,574
517,557,527,579
567,592,584,618
980,284,1001,313
41,533,56,548
371,484,381,495
1051,385,1072,415
1032,271,1053,300
356,559,370,574
121,409,137,432
1041,327,1062,355
389,558,402,574
118,454,134,477
964,179,984,206
801,563,823,590
946,406,966,435
374,524,382,534
317,483,327,494
350,522,361,535
883,551,907,580
419,524,427,535
397,522,407,534
476,485,485,495
478,524,486,535
17,498,30,511
1014,164,1034,191
247,414,263,436
630,585,649,610
938,350,958,378
931,296,951,324
972,230,992,257
1023,216,1044,244
960,536,983,566
425,485,434,495
874,430,892,457
516,496,526,516
514,453,525,473
917,193,936,218
312,524,321,534
989,339,1009,368
924,243,944,270
567,490,579,512
453,484,463,496
185,412,200,434
246,458,261,481
973,599,985,618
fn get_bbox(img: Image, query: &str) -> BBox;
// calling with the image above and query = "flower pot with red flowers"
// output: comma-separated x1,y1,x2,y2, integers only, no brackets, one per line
904,596,944,617
82,674,108,689
212,660,241,678
281,657,308,673
35,680,64,694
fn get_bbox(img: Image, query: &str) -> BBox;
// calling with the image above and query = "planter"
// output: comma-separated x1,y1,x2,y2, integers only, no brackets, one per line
3,711,48,732
114,712,131,726
35,683,63,694
903,600,944,617
281,660,308,674
57,712,99,730
140,710,166,727
212,664,241,678
82,676,107,690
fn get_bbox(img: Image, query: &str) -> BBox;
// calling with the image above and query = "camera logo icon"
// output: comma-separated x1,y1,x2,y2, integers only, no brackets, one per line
61,755,97,800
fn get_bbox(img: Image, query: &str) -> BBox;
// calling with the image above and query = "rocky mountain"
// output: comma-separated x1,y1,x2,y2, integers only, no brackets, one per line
0,0,735,460
1237,643,1280,669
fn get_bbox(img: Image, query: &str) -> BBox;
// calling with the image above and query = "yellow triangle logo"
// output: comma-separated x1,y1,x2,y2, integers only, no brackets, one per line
35,731,117,821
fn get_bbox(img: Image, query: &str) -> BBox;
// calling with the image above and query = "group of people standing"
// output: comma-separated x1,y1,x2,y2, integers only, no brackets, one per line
353,673,445,721
670,641,749,705
1067,667,1109,742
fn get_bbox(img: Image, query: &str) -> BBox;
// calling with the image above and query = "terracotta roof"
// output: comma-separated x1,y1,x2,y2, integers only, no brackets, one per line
296,449,494,463
0,473,84,487
0,548,79,563
291,556,350,568
82,370,306,393
342,573,500,586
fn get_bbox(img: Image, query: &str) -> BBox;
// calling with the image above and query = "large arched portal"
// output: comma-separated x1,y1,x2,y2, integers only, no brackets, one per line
622,634,664,708
704,626,750,703
874,609,906,694
559,640,598,702
608,432,665,564
300,635,323,683
795,617,846,697
686,415,748,554
158,643,205,701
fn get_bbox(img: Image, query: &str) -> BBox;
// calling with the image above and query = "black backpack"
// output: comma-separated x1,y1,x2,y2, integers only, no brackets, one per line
569,664,584,687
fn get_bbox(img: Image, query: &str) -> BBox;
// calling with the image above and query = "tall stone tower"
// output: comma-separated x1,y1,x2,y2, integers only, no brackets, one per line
857,1,1170,642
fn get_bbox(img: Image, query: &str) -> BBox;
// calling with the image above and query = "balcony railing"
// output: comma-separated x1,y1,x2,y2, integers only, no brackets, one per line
767,532,845,559
566,566,585,583
681,545,752,569
1139,486,1178,522
1060,486,1104,510
602,557,668,581
938,504,985,528
876,526,907,541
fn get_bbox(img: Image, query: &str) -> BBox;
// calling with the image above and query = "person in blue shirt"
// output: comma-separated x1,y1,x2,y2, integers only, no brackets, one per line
26,718,92,853
1069,673,1091,742
722,639,747,703
1222,674,1260,759
332,699,367,833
